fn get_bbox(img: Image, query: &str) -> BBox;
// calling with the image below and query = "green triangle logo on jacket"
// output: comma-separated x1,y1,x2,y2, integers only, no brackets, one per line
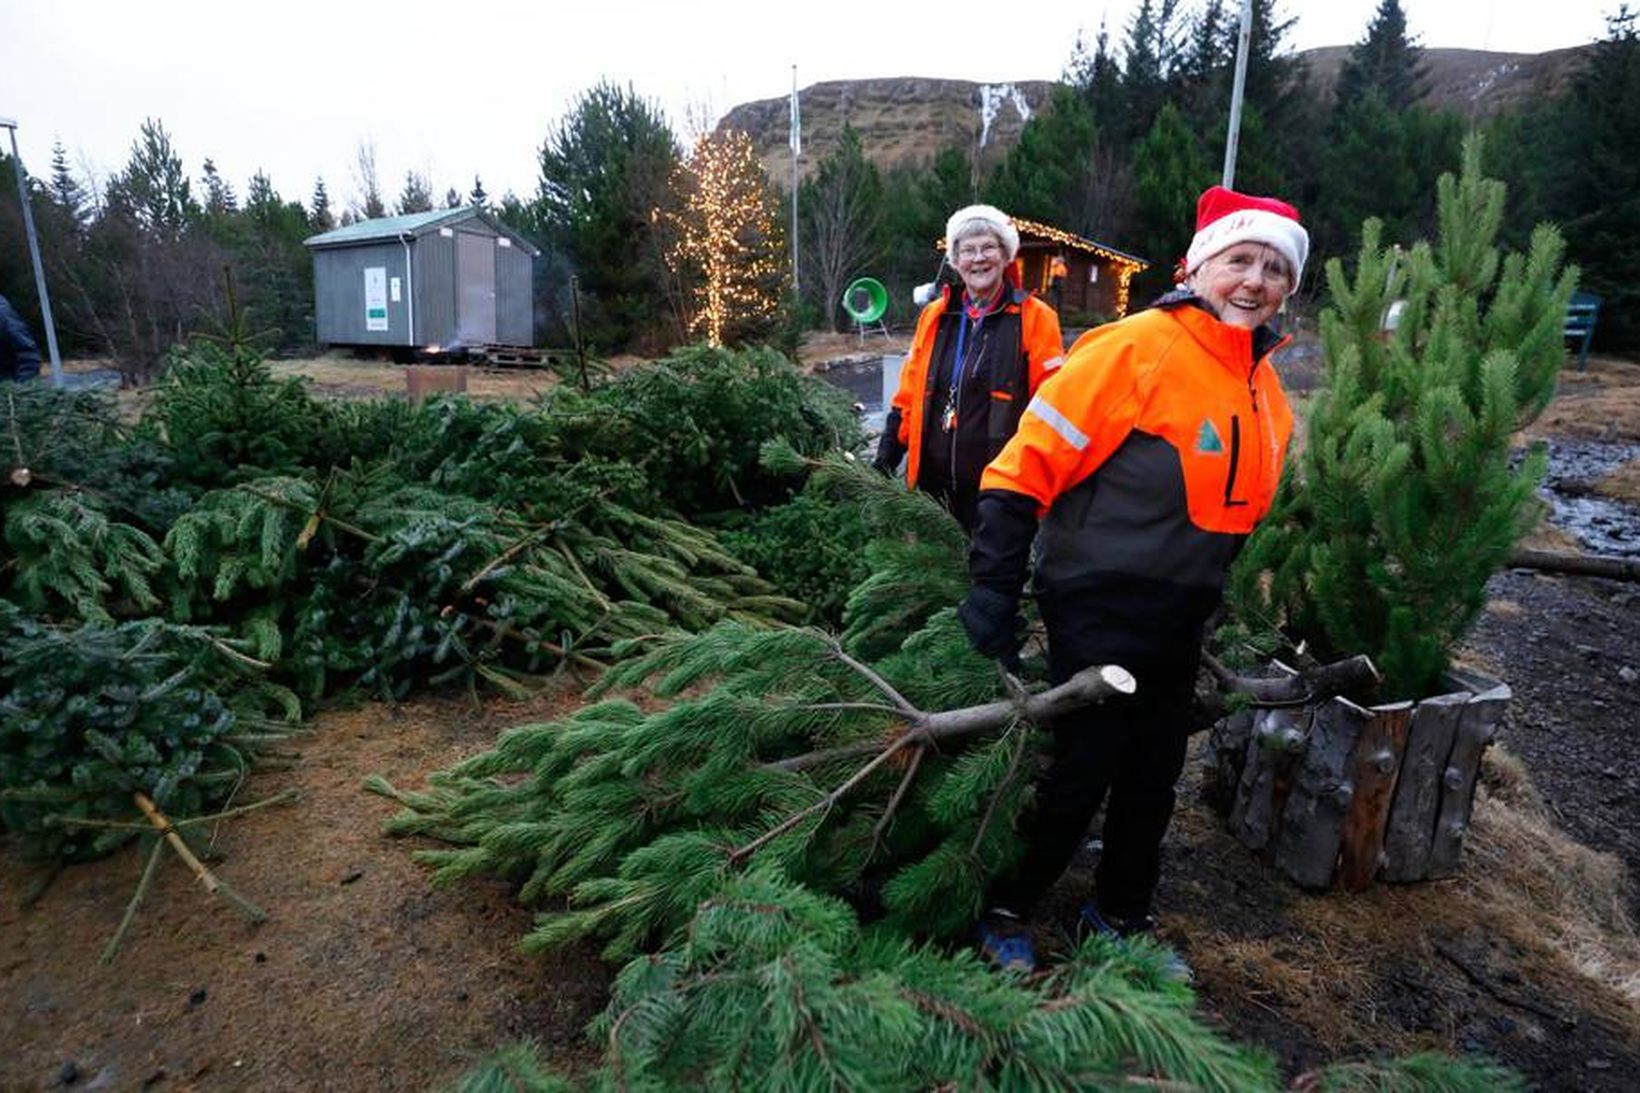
1196,419,1225,454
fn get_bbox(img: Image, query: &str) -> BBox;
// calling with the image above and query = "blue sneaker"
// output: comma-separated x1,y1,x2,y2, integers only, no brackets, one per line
977,912,1036,973
1077,902,1156,940
1078,903,1193,984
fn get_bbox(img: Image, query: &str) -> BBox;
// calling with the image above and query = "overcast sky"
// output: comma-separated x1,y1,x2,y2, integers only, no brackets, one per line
0,0,1619,215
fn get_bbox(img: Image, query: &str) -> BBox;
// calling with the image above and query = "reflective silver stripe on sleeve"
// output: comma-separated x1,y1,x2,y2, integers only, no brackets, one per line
1026,393,1089,450
1042,355,1065,372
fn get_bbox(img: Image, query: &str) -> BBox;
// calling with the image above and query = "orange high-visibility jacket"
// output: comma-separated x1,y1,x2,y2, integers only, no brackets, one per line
888,284,1064,491
976,301,1292,634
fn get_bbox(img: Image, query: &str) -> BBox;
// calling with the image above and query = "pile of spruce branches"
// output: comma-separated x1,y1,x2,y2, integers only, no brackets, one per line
0,328,861,862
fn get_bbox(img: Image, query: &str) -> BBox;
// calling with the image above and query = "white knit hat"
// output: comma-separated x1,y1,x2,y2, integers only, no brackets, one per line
945,205,1020,265
1184,185,1309,291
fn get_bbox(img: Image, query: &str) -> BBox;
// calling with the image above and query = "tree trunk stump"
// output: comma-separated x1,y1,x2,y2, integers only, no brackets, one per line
1208,666,1509,890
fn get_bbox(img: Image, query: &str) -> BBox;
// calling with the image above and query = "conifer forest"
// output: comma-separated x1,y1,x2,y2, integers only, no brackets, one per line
5,2,1640,1091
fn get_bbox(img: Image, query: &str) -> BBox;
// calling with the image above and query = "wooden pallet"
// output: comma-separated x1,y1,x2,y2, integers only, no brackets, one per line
470,344,545,366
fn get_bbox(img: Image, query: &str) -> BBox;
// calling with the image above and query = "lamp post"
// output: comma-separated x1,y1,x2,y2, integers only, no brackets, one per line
789,66,800,298
1222,0,1254,188
1,116,64,386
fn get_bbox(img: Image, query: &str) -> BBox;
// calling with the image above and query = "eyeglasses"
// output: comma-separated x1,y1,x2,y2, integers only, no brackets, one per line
1210,249,1293,284
956,242,1002,262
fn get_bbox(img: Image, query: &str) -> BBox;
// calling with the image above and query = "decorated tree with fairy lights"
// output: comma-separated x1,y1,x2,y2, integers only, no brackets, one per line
666,130,788,347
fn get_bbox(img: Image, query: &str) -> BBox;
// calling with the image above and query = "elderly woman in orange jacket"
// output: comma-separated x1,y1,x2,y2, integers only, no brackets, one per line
959,186,1310,973
873,205,1064,531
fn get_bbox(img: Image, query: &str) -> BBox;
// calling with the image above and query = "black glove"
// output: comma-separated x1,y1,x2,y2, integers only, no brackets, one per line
958,585,1025,660
872,409,905,477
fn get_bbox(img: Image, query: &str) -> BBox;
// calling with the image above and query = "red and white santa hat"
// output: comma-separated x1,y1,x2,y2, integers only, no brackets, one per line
1183,185,1309,290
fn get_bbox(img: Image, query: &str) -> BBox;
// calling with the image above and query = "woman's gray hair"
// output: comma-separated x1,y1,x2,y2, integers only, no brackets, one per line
943,204,1021,264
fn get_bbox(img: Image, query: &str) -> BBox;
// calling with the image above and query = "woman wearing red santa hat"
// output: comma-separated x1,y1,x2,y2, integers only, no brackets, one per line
959,185,1308,974
872,204,1064,532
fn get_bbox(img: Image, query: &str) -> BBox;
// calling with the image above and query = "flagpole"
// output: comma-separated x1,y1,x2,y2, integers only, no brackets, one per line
1222,0,1253,187
790,65,800,297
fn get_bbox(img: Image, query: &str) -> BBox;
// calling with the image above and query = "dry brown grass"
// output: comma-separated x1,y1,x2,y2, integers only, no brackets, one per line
115,333,910,410
1463,750,1640,1016
274,356,563,402
1532,355,1640,443
1594,457,1640,507
1517,521,1583,553
1174,743,1640,1058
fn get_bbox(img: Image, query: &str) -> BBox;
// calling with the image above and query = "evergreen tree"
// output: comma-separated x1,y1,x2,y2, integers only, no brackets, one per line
1316,92,1462,265
443,186,462,209
983,86,1098,227
309,177,335,233
798,125,882,333
237,173,316,348
1314,0,1448,264
397,170,434,214
469,174,488,208
110,118,198,243
1060,25,1138,243
874,147,968,324
243,170,280,222
1228,137,1576,699
1065,22,1125,117
1212,0,1317,201
77,118,219,381
47,141,88,227
1536,6,1640,347
1130,101,1214,291
534,80,681,352
201,157,237,216
922,146,975,222
33,147,91,347
1175,0,1230,132
665,131,787,348
1334,0,1425,111
0,606,299,863
1120,0,1188,142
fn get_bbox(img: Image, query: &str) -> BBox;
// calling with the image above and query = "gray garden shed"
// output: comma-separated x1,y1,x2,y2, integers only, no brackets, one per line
304,207,538,352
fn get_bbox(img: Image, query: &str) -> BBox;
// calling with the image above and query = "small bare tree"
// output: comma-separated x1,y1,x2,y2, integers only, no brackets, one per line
350,139,385,220
800,125,881,332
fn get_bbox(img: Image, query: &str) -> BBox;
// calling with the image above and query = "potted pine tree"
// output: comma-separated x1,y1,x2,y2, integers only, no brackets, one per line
1215,136,1577,889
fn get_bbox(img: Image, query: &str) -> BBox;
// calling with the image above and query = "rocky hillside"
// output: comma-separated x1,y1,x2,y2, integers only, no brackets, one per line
1302,44,1590,115
720,77,1056,188
723,45,1592,188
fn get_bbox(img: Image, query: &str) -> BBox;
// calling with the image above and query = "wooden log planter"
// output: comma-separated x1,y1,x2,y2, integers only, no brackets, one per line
1208,664,1510,890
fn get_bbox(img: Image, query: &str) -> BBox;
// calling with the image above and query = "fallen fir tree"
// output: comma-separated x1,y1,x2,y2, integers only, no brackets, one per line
450,868,1283,1092
444,872,1524,1092
375,461,1508,1089
365,459,1018,951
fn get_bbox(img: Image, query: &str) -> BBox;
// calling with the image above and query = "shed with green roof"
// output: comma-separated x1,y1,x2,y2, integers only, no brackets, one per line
304,207,538,352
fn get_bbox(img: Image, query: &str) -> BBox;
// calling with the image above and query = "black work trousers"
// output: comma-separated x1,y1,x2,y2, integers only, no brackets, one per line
992,638,1198,921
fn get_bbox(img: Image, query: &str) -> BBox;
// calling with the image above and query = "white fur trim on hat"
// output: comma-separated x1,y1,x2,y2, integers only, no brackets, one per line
1183,186,1309,291
945,205,1020,265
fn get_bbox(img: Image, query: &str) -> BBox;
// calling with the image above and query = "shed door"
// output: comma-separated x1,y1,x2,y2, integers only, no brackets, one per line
456,232,497,344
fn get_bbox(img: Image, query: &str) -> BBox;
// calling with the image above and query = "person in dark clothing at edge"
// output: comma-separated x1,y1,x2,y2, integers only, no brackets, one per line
873,205,1064,532
0,294,43,383
957,186,1309,975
